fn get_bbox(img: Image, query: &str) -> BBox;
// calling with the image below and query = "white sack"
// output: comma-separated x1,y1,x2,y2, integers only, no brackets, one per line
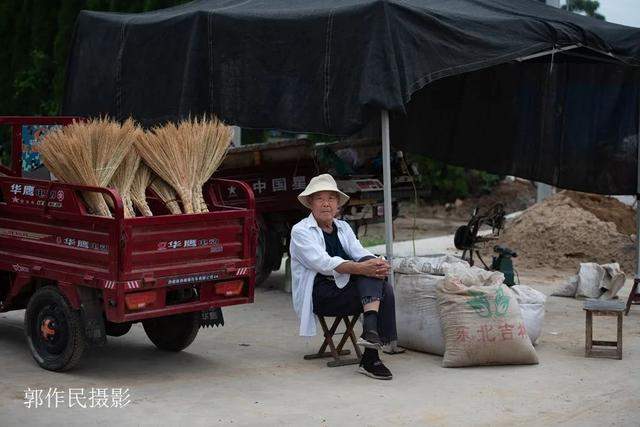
511,285,546,345
394,273,445,355
575,263,606,299
392,255,469,276
552,275,578,298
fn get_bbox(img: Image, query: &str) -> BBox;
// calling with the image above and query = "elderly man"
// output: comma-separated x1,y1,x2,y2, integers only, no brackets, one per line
289,174,401,380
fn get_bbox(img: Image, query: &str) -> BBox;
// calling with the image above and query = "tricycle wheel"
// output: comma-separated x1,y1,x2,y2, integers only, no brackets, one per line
142,312,199,352
24,286,85,372
105,321,132,337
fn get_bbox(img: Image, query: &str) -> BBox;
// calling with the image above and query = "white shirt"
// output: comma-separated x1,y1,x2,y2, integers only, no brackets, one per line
289,213,374,336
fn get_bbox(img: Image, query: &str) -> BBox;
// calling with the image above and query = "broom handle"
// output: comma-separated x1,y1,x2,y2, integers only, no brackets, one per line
95,188,125,219
38,181,125,220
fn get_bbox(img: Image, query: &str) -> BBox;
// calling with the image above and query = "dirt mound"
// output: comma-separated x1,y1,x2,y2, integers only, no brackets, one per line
487,192,636,273
424,179,536,221
562,191,636,235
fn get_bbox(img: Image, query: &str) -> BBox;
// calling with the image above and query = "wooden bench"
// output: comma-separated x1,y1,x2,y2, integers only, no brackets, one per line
625,278,640,315
583,299,625,360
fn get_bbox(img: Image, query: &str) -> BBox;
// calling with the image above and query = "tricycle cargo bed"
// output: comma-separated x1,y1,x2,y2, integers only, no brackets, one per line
124,209,253,278
0,175,257,322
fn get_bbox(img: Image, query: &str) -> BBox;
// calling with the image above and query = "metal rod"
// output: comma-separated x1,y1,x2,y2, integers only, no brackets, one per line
515,44,580,62
231,126,242,147
636,93,640,279
636,199,640,279
381,110,394,286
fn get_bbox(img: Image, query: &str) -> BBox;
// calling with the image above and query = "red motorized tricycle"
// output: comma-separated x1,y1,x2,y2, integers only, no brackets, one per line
0,116,257,371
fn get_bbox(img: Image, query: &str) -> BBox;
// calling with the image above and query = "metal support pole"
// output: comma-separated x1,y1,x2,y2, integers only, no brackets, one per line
231,126,242,147
636,191,640,281
381,110,394,286
535,0,561,204
635,96,640,280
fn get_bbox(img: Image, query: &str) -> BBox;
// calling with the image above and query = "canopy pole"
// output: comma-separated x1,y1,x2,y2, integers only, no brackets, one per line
381,110,394,286
636,95,640,280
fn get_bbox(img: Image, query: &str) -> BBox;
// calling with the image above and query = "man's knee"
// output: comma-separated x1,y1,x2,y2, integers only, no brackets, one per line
354,274,384,289
357,255,377,262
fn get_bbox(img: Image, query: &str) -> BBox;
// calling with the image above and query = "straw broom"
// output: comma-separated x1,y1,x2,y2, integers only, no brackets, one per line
88,117,138,215
130,162,154,216
136,122,196,213
95,118,139,183
37,117,137,217
181,118,204,213
149,175,183,215
190,116,233,213
108,138,141,218
37,120,111,216
129,162,182,216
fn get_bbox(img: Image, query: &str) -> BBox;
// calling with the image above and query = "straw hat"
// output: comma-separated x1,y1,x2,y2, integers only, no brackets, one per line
297,174,349,209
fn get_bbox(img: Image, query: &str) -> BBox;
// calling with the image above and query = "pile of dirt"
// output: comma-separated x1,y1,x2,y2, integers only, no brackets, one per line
422,179,536,221
487,192,637,273
563,191,636,236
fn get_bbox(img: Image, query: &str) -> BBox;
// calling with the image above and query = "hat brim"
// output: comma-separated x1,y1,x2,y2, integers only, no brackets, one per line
297,190,350,210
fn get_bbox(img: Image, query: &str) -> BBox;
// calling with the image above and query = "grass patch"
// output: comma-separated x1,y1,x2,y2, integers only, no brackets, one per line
360,236,386,247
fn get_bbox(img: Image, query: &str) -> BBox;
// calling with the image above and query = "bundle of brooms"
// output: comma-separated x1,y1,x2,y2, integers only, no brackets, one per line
136,116,232,214
37,116,231,217
37,117,138,217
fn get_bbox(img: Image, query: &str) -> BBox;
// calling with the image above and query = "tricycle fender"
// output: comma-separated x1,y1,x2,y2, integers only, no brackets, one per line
56,282,81,310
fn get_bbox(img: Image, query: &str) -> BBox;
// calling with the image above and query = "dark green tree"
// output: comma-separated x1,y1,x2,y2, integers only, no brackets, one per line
0,0,191,116
52,0,86,109
0,0,19,113
562,0,606,21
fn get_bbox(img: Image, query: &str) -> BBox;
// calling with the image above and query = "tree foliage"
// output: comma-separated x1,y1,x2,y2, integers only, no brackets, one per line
561,0,606,21
0,0,191,116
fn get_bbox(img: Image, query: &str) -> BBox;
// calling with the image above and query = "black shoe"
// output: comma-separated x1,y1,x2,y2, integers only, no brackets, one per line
356,330,383,349
358,359,393,380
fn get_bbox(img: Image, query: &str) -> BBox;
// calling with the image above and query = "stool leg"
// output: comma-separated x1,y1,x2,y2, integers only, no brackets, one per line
617,313,623,360
345,315,362,359
625,279,639,315
324,328,341,363
585,311,593,357
334,316,353,353
304,317,350,360
320,317,342,355
326,315,361,367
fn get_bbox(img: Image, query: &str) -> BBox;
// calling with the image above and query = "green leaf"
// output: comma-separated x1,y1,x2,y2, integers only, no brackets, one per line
494,287,510,318
466,291,493,318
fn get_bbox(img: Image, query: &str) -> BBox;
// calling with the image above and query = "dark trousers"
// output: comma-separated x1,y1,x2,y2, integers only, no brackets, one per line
312,259,397,344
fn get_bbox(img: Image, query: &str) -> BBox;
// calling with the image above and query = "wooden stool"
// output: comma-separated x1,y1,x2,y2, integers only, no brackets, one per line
584,300,625,360
625,278,640,315
304,315,362,367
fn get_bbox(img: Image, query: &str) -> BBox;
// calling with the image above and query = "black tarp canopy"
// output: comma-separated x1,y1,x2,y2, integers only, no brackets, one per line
62,0,640,194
